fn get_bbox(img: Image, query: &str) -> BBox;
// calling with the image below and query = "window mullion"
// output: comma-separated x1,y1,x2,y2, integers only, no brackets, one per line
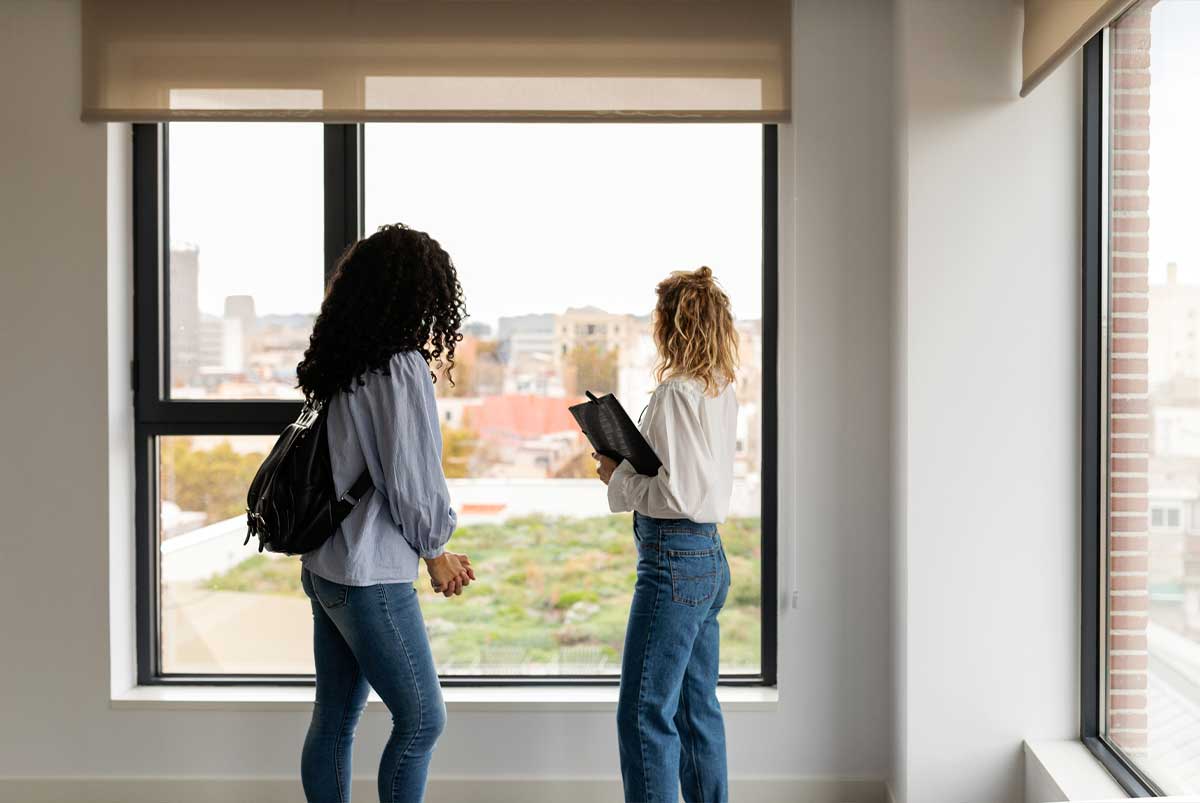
323,124,362,283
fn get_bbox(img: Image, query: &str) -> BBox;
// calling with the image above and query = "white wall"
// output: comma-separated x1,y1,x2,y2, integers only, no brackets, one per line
892,1,1082,802
0,0,897,793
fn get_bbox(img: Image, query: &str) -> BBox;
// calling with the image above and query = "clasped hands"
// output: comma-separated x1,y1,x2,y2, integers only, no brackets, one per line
424,552,475,598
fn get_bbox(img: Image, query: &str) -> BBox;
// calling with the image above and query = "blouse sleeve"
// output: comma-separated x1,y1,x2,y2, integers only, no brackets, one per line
606,383,715,520
360,353,458,559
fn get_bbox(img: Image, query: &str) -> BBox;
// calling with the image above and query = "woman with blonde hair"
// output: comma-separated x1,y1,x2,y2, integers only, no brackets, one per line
594,265,739,803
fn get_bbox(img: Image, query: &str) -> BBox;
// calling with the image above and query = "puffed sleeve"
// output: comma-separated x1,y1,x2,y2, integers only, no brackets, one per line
360,352,457,558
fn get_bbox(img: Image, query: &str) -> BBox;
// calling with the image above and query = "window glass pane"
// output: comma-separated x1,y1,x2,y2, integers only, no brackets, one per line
1106,2,1200,792
167,123,323,400
359,123,765,676
158,435,306,674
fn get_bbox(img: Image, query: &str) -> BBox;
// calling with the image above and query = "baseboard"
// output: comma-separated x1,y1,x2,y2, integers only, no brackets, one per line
0,775,888,803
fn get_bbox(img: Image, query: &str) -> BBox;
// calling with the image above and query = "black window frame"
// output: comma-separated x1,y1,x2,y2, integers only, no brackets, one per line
1080,27,1164,797
132,122,779,688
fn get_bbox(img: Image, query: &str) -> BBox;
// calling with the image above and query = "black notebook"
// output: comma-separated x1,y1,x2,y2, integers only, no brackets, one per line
569,391,663,477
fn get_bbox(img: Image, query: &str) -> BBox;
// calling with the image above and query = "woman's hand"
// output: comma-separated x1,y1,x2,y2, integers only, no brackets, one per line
593,452,619,485
425,552,475,597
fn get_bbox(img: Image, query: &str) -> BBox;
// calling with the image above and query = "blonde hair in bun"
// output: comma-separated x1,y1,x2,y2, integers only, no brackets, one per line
652,266,739,396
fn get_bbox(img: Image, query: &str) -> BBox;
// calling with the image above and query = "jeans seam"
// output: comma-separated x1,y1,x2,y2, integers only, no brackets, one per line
679,674,704,803
635,557,664,803
332,663,360,803
379,585,422,803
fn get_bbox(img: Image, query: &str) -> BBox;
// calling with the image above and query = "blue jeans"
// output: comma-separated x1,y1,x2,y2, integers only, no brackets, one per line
617,513,732,803
301,569,446,803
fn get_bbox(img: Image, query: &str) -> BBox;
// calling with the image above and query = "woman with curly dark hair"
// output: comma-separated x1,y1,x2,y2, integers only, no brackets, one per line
295,223,474,803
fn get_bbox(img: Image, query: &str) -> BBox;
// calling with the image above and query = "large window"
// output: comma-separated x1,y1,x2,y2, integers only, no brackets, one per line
1085,1,1200,793
134,123,777,684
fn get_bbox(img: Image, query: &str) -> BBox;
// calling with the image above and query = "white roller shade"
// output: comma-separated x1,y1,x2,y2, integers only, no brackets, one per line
1022,0,1140,96
81,0,791,122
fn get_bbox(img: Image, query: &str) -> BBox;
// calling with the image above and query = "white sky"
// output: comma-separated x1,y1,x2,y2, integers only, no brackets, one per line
169,122,763,329
1147,1,1200,284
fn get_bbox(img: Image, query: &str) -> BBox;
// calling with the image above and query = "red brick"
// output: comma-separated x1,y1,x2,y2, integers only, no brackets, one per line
1109,691,1148,710
1113,236,1148,254
1110,534,1148,552
1109,496,1148,513
1111,318,1148,336
1111,456,1148,473
1112,276,1149,294
1110,711,1148,729
1111,357,1148,374
1110,572,1149,590
1112,214,1150,233
1114,134,1151,152
1111,337,1149,358
1109,630,1148,649
1112,554,1149,572
1110,593,1149,612
1110,414,1149,433
1110,434,1148,452
1109,671,1148,689
1112,193,1150,213
1111,476,1148,493
1111,376,1148,395
1112,256,1148,274
1111,297,1150,315
1114,153,1151,171
1112,31,1151,50
1110,396,1148,415
1111,614,1148,631
1114,113,1150,133
1108,654,1149,672
1113,52,1150,69
1113,92,1151,112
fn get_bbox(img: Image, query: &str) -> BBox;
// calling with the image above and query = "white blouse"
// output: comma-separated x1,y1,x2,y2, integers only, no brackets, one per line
606,377,738,523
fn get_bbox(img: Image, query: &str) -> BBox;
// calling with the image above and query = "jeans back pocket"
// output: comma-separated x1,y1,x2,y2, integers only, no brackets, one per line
667,547,719,606
309,572,350,609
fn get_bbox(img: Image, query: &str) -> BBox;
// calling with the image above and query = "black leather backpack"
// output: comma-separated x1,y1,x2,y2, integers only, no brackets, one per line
244,401,372,555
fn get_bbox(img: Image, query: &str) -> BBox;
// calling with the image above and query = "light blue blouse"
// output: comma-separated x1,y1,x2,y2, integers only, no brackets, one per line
301,351,458,586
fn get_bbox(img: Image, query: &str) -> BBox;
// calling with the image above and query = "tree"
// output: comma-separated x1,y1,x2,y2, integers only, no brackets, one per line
441,425,477,479
565,344,618,396
437,338,503,398
160,438,265,523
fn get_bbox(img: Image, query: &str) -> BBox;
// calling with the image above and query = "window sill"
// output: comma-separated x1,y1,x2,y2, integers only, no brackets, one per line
1023,740,1127,801
111,684,779,712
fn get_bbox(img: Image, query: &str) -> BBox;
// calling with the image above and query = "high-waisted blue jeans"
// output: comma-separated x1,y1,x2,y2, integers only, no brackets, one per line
617,513,732,803
300,569,446,803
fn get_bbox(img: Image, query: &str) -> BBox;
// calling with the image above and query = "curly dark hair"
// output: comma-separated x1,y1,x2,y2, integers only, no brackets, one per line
297,223,466,402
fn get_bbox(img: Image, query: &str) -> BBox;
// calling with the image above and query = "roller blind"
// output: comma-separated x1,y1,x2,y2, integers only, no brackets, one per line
1022,0,1139,96
81,0,791,122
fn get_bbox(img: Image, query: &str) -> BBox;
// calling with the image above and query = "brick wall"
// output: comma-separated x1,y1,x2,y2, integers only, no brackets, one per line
1107,2,1154,756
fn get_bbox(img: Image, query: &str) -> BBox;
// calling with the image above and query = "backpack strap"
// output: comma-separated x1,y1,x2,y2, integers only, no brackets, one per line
340,468,374,507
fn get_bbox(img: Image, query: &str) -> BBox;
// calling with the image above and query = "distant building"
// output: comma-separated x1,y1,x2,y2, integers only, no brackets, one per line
553,307,638,363
497,314,556,361
463,321,492,339
497,314,560,396
1149,262,1200,390
197,316,244,375
169,246,201,386
218,295,256,379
